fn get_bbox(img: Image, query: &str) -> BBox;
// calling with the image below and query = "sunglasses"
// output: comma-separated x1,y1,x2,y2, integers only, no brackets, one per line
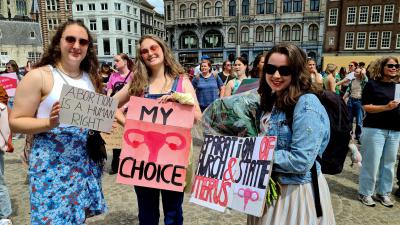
140,44,160,56
386,64,400,69
63,36,90,46
348,64,354,67
265,64,292,76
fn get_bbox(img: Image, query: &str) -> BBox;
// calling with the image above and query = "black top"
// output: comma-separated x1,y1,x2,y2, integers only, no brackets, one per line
362,80,400,131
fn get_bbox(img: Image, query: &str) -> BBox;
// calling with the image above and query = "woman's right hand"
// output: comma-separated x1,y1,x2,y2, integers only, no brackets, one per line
48,101,61,129
386,100,400,111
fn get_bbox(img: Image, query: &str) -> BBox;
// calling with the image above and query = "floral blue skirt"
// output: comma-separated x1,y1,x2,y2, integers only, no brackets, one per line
29,126,107,225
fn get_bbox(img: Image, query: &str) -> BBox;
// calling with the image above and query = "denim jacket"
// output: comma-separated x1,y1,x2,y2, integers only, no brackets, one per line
260,94,330,185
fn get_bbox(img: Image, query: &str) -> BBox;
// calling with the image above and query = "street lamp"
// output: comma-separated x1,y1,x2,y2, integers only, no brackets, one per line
236,1,241,57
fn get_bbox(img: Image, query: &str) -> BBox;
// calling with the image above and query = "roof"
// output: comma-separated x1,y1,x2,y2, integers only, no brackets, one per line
0,21,42,46
141,0,155,10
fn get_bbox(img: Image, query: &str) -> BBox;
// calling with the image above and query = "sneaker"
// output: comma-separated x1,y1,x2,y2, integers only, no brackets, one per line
374,194,394,208
358,194,376,207
0,219,13,225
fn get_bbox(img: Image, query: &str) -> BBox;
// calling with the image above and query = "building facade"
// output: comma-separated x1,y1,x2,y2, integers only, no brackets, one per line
323,0,400,68
72,0,141,62
140,0,165,39
154,12,165,39
165,0,326,66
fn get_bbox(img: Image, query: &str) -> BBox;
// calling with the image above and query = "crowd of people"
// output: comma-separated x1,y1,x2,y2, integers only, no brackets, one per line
0,19,399,225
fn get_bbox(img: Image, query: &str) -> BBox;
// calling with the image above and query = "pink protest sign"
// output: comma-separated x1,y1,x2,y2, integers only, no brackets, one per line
125,96,194,129
0,73,18,97
117,96,194,192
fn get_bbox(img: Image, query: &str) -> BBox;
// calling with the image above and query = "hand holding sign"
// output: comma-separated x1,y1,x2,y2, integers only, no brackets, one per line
49,101,61,129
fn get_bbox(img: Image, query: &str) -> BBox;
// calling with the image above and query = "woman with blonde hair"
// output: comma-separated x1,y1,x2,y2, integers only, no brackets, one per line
324,63,337,93
113,34,201,225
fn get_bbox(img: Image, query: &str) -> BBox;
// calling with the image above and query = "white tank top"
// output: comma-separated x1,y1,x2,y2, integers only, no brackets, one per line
36,65,95,123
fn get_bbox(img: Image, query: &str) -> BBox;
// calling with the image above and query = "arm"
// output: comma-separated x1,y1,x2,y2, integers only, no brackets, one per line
224,80,234,97
9,68,59,134
336,78,349,86
113,84,130,108
328,76,336,92
106,88,112,97
0,104,10,151
363,101,399,113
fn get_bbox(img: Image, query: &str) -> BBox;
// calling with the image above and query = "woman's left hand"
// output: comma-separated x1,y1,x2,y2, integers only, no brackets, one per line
158,94,175,104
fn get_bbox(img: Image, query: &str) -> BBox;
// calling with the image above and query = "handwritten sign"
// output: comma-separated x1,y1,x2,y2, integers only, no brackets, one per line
190,135,276,217
0,73,18,97
59,84,118,132
395,84,400,101
101,124,124,150
117,96,194,192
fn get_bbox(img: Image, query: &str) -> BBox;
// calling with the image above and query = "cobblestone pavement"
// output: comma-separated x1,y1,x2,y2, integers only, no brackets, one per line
3,133,400,225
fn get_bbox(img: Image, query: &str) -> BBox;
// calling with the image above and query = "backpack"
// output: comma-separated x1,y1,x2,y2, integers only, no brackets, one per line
289,90,352,175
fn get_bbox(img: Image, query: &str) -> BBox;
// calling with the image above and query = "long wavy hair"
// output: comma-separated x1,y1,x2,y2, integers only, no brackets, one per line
35,19,102,93
250,53,264,78
129,34,185,96
258,44,318,114
116,53,134,72
368,56,399,82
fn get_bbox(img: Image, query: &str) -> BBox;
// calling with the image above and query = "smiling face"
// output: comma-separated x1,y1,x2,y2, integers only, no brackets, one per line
383,58,399,80
140,38,164,68
59,24,89,64
200,61,211,74
265,53,292,94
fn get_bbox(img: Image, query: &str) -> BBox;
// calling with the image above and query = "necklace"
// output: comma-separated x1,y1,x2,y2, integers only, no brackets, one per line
56,64,83,79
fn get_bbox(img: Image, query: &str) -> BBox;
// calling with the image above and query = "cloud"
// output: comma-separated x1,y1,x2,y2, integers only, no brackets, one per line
147,0,164,14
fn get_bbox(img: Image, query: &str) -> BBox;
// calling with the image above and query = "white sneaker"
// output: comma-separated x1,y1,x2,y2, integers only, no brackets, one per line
0,219,13,225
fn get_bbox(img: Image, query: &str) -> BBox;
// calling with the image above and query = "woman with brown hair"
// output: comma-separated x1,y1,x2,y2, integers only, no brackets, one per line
224,56,249,96
9,19,107,224
113,34,201,225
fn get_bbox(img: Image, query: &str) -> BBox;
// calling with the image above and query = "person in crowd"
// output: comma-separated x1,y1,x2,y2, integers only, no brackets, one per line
224,57,249,97
323,63,337,93
192,59,224,112
218,60,234,84
9,19,107,224
112,34,201,225
358,56,400,208
106,53,133,175
343,67,368,143
249,53,265,78
1,60,20,109
0,86,12,225
99,62,112,86
336,67,347,96
194,55,210,76
247,43,335,225
336,61,358,90
25,60,34,75
306,58,323,87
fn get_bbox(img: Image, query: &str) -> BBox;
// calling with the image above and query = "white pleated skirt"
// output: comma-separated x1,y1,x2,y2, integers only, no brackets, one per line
247,174,336,225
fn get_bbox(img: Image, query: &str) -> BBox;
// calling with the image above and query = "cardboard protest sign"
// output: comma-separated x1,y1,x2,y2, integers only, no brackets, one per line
0,73,18,97
190,135,276,217
117,96,194,192
395,84,400,101
101,123,124,150
59,84,118,132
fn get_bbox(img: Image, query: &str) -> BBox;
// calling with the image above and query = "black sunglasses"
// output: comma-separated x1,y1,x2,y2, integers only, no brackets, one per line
386,64,399,69
63,36,90,46
265,64,292,76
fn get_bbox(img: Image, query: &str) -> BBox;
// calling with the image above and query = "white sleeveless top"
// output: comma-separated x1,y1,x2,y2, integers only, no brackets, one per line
36,65,95,123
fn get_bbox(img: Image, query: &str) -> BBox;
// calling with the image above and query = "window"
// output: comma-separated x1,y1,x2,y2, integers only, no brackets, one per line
0,52,7,67
310,0,319,11
128,39,132,56
329,8,338,26
344,32,354,49
241,27,249,43
27,52,42,63
88,3,95,10
346,7,356,24
256,27,264,42
30,31,35,38
116,39,123,54
134,22,138,33
368,32,378,49
203,30,223,48
242,0,249,16
215,1,222,16
114,3,121,10
180,4,186,18
397,34,400,49
190,4,197,17
265,26,273,42
283,0,292,13
228,28,236,43
292,25,301,41
46,0,57,11
166,5,172,20
266,0,274,14
65,0,71,10
76,4,83,11
115,18,122,30
126,5,130,13
356,32,366,49
101,3,108,10
102,19,109,31
371,5,381,23
282,25,290,41
89,19,97,31
229,0,236,16
257,0,265,14
47,18,58,30
127,20,131,32
329,37,334,45
381,31,391,49
383,5,394,23
180,32,198,49
358,6,368,24
204,2,211,16
103,39,110,55
134,8,137,15
308,24,318,41
293,0,302,12
16,0,27,15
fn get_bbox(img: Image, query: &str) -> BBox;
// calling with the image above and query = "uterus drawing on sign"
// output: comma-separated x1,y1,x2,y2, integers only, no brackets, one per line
124,128,186,162
237,187,259,210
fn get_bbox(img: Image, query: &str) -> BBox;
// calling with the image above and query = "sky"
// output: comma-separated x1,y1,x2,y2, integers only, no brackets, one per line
148,0,164,14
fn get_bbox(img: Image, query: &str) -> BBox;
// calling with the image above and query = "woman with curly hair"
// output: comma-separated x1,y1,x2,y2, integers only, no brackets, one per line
249,53,265,78
9,19,107,224
358,56,400,208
